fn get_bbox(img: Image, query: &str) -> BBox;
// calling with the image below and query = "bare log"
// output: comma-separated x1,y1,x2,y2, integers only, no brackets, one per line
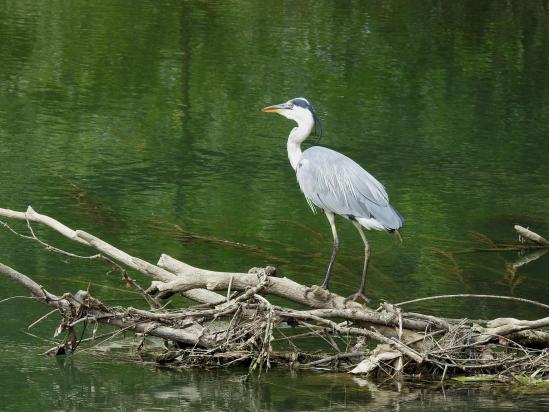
2,207,549,380
507,330,549,348
0,262,58,301
290,308,446,332
155,254,364,310
514,225,549,246
0,206,87,245
350,345,402,375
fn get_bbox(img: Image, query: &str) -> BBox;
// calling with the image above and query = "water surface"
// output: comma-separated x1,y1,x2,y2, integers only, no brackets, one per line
1,0,548,410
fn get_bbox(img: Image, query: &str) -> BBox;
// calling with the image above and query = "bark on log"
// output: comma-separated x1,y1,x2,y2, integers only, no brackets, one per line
155,254,364,310
473,317,549,343
514,225,549,246
0,263,212,348
0,206,225,305
2,206,549,379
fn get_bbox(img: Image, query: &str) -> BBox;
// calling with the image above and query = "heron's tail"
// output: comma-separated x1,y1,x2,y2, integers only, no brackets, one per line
355,204,404,233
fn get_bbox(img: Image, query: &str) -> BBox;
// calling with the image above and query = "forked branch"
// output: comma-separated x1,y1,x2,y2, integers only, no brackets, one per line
1,206,548,379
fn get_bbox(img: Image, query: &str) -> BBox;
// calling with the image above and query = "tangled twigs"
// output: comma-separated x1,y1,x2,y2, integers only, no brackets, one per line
2,257,549,378
249,294,275,374
1,206,549,380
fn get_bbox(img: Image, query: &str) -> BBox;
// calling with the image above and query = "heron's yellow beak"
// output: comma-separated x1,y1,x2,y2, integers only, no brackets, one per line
261,103,287,113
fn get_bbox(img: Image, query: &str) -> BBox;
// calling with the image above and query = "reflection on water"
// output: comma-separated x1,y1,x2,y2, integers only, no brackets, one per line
1,0,549,410
1,338,549,411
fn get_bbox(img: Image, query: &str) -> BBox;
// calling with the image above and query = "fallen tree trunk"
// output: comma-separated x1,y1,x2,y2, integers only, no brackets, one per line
1,206,548,380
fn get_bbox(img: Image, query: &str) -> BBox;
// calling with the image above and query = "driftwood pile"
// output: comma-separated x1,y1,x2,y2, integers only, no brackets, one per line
1,206,549,381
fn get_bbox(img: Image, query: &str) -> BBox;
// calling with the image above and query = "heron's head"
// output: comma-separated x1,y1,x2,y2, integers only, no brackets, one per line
262,97,323,140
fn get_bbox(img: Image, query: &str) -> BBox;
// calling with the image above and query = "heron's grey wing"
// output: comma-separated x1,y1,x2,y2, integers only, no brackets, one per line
296,146,401,229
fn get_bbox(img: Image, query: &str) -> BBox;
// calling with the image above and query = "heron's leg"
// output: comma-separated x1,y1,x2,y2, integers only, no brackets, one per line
321,211,339,290
348,220,371,303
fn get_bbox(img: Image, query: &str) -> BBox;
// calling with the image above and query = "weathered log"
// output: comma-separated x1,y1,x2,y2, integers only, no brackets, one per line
0,263,213,348
350,344,402,375
473,317,549,343
154,254,364,310
514,225,549,246
2,206,549,380
0,206,225,305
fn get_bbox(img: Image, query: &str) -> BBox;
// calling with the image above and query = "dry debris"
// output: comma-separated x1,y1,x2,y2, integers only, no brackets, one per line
1,206,548,381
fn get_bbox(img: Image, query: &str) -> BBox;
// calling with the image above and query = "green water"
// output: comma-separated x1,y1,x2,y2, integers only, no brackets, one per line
1,0,549,410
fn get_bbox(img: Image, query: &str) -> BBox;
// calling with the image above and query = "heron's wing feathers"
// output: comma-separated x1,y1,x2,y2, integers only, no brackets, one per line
297,147,402,230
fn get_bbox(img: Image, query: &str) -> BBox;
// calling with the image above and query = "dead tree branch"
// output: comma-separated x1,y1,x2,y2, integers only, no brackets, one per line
0,263,212,350
1,207,549,380
153,254,363,310
514,225,549,246
0,206,225,305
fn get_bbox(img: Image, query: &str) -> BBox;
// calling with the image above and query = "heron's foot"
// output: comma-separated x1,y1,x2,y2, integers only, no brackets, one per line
345,291,370,305
305,285,331,302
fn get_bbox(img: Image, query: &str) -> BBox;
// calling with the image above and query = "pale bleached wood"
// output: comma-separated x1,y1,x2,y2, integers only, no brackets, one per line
0,206,87,244
0,262,56,300
74,231,225,304
350,345,402,374
514,225,549,246
474,316,549,342
0,262,213,347
0,206,225,305
4,207,549,377
154,256,444,332
156,254,364,310
299,308,445,331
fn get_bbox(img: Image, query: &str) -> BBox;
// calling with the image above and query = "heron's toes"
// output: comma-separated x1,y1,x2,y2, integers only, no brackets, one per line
305,285,331,301
345,292,370,305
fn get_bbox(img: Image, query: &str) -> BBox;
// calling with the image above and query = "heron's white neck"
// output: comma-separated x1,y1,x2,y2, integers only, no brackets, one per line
287,121,313,170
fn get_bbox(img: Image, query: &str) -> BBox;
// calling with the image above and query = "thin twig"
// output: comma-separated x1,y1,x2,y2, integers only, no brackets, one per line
0,295,34,304
395,294,549,310
28,308,59,329
305,351,369,367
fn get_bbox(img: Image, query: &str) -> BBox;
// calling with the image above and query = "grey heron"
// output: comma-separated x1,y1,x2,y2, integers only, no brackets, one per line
262,97,403,302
